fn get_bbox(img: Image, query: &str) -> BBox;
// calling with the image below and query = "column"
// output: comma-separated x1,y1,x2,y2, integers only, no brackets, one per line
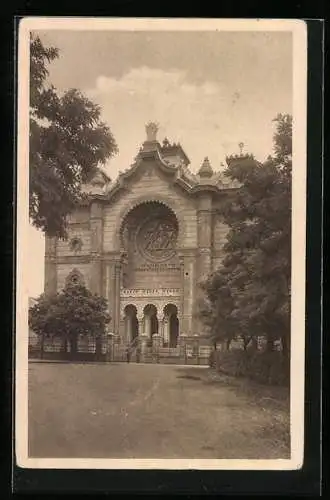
114,262,121,336
126,315,132,344
90,201,103,295
196,194,213,335
179,256,185,332
44,236,57,294
163,317,170,345
107,261,116,333
158,314,165,343
138,314,148,362
197,194,213,279
145,315,151,338
106,257,122,336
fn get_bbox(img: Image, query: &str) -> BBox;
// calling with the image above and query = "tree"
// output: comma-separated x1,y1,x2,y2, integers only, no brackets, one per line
29,283,111,360
30,34,118,238
199,114,292,360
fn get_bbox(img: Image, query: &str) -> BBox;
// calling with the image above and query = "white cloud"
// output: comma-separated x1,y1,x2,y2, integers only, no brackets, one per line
86,66,290,178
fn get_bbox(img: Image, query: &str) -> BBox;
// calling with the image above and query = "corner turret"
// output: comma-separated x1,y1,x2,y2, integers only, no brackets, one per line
198,156,214,178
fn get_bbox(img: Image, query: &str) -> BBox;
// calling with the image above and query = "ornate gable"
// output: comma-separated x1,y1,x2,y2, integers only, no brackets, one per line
87,123,245,205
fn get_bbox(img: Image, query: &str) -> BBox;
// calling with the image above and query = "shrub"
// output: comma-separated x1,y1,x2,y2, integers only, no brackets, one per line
213,349,289,386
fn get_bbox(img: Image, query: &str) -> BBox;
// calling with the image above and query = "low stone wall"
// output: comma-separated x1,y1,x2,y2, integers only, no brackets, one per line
210,349,289,386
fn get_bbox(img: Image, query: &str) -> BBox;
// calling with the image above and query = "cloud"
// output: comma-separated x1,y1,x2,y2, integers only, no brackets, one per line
85,66,290,178
86,67,234,175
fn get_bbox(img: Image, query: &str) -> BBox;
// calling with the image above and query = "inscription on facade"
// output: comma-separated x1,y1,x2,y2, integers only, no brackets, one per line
135,263,180,272
121,288,180,298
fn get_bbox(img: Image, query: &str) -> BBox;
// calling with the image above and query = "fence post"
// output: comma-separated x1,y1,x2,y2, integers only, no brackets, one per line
139,334,149,363
40,333,45,360
106,332,114,362
152,334,162,363
179,334,187,364
193,334,200,365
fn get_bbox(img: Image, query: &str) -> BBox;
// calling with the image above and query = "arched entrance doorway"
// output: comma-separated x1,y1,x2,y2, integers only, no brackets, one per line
143,304,158,339
124,304,139,343
169,315,179,348
163,304,179,348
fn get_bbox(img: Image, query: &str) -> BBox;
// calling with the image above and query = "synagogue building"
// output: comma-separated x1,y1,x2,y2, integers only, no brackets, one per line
44,123,249,348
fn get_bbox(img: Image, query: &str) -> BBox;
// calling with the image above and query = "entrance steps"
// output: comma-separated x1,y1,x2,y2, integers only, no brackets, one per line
111,343,210,365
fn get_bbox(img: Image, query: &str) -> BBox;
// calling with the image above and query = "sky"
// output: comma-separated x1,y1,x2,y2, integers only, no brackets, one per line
28,29,292,297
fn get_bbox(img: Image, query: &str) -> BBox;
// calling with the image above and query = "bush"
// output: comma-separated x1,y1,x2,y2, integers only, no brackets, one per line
213,349,289,386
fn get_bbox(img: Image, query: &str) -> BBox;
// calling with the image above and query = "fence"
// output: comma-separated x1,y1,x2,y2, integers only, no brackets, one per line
28,333,213,364
28,335,109,361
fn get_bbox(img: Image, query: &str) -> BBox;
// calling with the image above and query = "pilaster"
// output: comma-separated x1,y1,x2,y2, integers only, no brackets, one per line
196,193,213,279
44,236,57,294
89,201,103,295
195,194,214,334
114,262,122,335
178,249,196,335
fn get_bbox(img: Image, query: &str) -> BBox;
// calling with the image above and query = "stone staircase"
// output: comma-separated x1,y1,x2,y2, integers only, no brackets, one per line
111,339,211,365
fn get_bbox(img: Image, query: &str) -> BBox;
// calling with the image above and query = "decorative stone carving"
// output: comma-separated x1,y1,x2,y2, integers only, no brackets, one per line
145,121,159,142
65,268,85,287
137,217,178,262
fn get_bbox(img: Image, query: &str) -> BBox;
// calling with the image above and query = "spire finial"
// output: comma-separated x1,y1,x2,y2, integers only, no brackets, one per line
238,142,245,156
198,156,214,178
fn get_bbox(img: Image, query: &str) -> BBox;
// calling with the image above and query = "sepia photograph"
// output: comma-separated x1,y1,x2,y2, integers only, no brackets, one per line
16,18,307,470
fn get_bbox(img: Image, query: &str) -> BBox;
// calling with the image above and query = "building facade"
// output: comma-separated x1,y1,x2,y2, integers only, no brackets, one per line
44,123,243,348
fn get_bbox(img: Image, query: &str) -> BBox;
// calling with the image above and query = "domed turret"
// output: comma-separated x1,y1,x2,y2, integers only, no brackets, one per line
198,157,214,178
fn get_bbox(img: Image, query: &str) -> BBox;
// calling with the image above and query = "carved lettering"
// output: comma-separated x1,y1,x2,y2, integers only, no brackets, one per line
120,288,180,298
135,263,180,272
